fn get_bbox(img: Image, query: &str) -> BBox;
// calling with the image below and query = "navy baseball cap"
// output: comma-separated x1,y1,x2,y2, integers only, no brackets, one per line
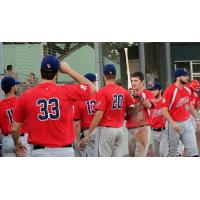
148,82,162,91
174,68,189,78
41,55,60,71
1,76,20,92
103,64,116,75
84,73,97,82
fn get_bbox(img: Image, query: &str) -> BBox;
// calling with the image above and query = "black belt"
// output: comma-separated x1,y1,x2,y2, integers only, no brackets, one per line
152,128,165,131
4,133,25,136
33,144,73,150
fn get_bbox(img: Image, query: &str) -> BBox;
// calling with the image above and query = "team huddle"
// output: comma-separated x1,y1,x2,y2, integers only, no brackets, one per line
0,55,199,157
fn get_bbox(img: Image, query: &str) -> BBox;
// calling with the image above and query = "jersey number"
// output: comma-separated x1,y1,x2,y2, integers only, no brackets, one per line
6,109,13,124
112,94,124,110
86,100,96,115
37,98,60,121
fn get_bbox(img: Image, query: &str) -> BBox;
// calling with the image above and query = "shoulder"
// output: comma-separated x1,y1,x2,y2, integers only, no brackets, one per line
118,85,129,93
18,85,38,100
97,87,106,94
63,83,90,92
142,89,153,98
164,84,176,93
184,85,191,95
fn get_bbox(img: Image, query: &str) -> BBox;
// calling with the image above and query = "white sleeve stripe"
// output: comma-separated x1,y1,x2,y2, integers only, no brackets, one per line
169,88,178,111
142,92,146,99
184,86,191,95
147,108,151,116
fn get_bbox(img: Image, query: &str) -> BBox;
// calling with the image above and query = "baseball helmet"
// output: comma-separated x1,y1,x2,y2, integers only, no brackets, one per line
190,80,200,91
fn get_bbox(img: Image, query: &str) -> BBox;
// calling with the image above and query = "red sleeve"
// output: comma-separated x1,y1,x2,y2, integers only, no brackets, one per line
13,95,26,123
63,84,90,102
94,90,107,111
73,101,83,120
125,90,135,107
162,87,173,108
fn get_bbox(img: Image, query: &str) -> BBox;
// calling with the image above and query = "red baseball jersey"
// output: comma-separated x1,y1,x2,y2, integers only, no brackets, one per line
0,96,26,135
94,83,133,128
150,99,166,129
126,89,154,129
73,92,97,130
162,84,191,122
13,82,90,147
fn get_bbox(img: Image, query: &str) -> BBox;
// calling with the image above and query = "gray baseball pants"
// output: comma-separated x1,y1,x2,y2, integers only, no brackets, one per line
74,129,97,157
128,125,151,157
28,145,75,157
95,126,123,157
168,118,198,157
151,129,169,157
2,134,29,157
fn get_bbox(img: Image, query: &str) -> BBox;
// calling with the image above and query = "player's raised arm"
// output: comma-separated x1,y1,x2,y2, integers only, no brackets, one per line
60,61,96,93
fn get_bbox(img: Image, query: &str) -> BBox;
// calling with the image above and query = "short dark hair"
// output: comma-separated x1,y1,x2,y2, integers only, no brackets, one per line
7,65,13,71
131,72,144,81
40,68,58,80
104,74,116,80
2,87,12,94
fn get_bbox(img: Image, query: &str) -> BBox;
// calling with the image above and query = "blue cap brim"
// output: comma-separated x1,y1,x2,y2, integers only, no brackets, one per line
15,80,21,85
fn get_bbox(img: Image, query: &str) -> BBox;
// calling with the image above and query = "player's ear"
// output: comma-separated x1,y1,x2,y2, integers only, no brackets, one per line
54,71,59,82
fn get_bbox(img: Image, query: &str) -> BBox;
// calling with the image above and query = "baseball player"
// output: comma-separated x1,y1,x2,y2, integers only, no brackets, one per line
0,77,28,156
11,55,96,157
179,79,200,156
126,72,154,157
162,68,200,157
82,64,134,157
189,80,200,108
149,82,169,157
73,73,97,157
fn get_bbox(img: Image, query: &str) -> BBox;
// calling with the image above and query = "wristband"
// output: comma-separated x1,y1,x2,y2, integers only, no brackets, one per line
195,118,200,121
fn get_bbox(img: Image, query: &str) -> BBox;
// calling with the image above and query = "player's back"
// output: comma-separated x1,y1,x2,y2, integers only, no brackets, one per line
95,83,133,128
74,92,97,130
0,96,17,135
13,82,90,147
